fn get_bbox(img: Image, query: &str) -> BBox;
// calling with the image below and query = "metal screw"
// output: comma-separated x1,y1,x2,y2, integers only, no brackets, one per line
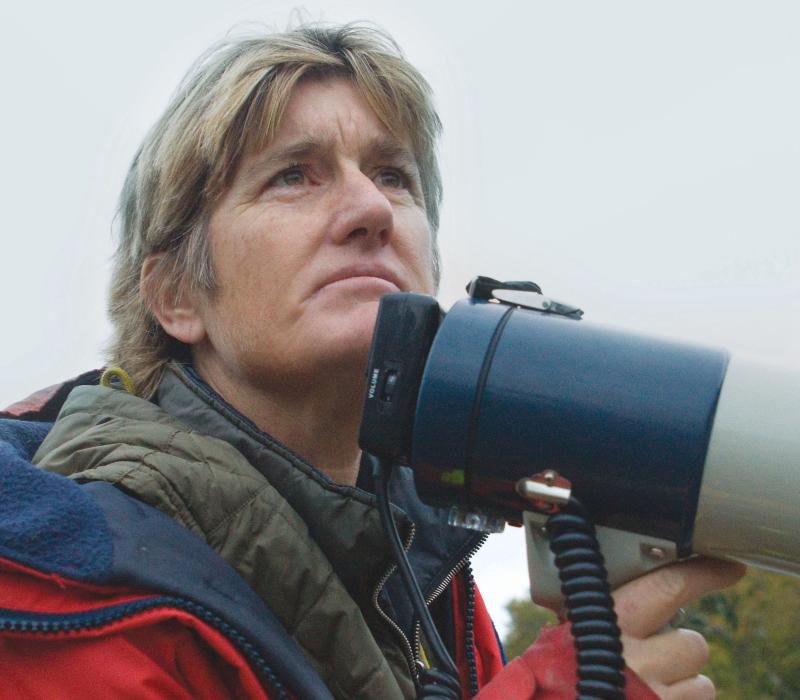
646,546,666,561
543,470,556,486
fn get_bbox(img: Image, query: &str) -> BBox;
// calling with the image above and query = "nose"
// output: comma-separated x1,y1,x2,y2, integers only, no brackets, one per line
329,168,394,247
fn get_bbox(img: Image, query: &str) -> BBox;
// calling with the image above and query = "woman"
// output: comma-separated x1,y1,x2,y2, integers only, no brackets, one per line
0,23,741,699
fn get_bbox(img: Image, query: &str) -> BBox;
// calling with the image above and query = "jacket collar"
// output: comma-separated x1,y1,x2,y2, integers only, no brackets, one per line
158,363,484,637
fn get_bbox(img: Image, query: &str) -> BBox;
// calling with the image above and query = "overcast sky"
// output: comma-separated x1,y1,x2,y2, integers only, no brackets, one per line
2,1,799,633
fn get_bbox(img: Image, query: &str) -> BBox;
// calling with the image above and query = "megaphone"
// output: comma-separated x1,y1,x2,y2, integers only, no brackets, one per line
359,277,800,610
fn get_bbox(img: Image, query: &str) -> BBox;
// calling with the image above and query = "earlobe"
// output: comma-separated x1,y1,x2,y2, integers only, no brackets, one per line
140,253,207,345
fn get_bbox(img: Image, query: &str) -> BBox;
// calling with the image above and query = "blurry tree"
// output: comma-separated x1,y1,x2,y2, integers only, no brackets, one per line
682,568,800,699
503,569,800,698
503,597,557,661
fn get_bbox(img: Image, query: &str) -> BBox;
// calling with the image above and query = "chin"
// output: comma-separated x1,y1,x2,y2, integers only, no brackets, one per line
311,300,381,366
342,300,382,350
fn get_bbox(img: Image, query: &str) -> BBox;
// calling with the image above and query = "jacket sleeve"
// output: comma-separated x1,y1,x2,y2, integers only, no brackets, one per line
0,557,276,700
474,622,659,700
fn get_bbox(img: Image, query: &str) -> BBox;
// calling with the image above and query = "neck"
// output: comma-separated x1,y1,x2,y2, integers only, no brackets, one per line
193,358,366,486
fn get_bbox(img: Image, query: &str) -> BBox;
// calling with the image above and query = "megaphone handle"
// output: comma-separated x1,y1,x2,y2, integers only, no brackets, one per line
526,513,680,610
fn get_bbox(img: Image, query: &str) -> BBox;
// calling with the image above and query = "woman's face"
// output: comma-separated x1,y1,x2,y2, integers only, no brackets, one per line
192,77,436,392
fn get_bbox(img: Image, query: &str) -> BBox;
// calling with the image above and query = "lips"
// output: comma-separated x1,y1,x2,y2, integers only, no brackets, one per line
316,264,403,294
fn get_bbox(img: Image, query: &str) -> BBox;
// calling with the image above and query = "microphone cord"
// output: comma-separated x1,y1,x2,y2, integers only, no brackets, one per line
367,452,462,700
546,497,626,700
369,449,624,700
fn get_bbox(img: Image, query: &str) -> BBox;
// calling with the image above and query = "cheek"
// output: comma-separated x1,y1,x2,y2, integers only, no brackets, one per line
208,226,322,357
209,215,289,303
402,218,437,293
212,224,264,278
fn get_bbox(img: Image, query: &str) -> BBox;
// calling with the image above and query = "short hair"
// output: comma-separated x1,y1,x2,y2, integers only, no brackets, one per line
109,23,443,397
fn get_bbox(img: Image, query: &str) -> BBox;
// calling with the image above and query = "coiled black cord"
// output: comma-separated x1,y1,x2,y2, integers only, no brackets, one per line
546,497,626,700
416,668,461,699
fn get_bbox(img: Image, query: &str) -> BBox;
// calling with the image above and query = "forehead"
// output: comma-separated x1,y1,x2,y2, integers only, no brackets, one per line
238,77,418,177
279,77,384,136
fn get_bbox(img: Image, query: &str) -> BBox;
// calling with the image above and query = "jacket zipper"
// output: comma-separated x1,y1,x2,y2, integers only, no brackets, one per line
412,533,489,695
372,520,420,683
0,595,289,700
371,507,490,693
462,561,479,697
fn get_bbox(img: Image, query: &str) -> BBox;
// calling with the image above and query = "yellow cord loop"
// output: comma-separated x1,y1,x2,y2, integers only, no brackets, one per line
418,642,431,669
100,367,136,395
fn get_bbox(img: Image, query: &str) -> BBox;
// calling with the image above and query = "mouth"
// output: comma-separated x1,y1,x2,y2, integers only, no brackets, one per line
315,264,403,295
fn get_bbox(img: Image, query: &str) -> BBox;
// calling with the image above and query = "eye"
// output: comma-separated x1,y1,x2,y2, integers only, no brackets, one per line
269,165,307,188
376,167,408,190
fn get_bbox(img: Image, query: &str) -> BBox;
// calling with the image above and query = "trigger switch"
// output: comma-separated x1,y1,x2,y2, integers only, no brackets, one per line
382,370,399,401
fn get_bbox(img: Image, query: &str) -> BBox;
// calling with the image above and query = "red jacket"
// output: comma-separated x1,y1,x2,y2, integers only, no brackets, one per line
0,557,656,699
0,376,657,699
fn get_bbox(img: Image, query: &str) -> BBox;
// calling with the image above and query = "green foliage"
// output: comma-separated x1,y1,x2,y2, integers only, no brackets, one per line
682,569,800,700
502,597,557,661
502,569,800,697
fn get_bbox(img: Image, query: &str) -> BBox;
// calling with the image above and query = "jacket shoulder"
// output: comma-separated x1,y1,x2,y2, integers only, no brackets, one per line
0,430,332,700
0,369,102,420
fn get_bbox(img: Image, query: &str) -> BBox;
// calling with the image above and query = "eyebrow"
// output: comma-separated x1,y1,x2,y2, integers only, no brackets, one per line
366,137,419,171
240,134,420,181
258,137,330,168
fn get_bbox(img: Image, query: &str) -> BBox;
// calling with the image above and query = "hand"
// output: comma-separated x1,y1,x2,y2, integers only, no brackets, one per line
614,557,746,699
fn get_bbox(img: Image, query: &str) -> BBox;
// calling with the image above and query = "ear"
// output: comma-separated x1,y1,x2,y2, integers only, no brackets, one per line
140,253,207,345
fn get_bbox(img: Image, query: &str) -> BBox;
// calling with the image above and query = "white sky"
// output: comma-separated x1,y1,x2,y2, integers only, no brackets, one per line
2,1,799,635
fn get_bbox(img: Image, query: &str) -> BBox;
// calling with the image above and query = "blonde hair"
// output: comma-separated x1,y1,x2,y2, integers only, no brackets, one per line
109,23,443,397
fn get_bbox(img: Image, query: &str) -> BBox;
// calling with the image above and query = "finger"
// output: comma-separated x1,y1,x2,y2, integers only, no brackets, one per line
622,629,709,686
613,557,745,637
661,674,716,700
